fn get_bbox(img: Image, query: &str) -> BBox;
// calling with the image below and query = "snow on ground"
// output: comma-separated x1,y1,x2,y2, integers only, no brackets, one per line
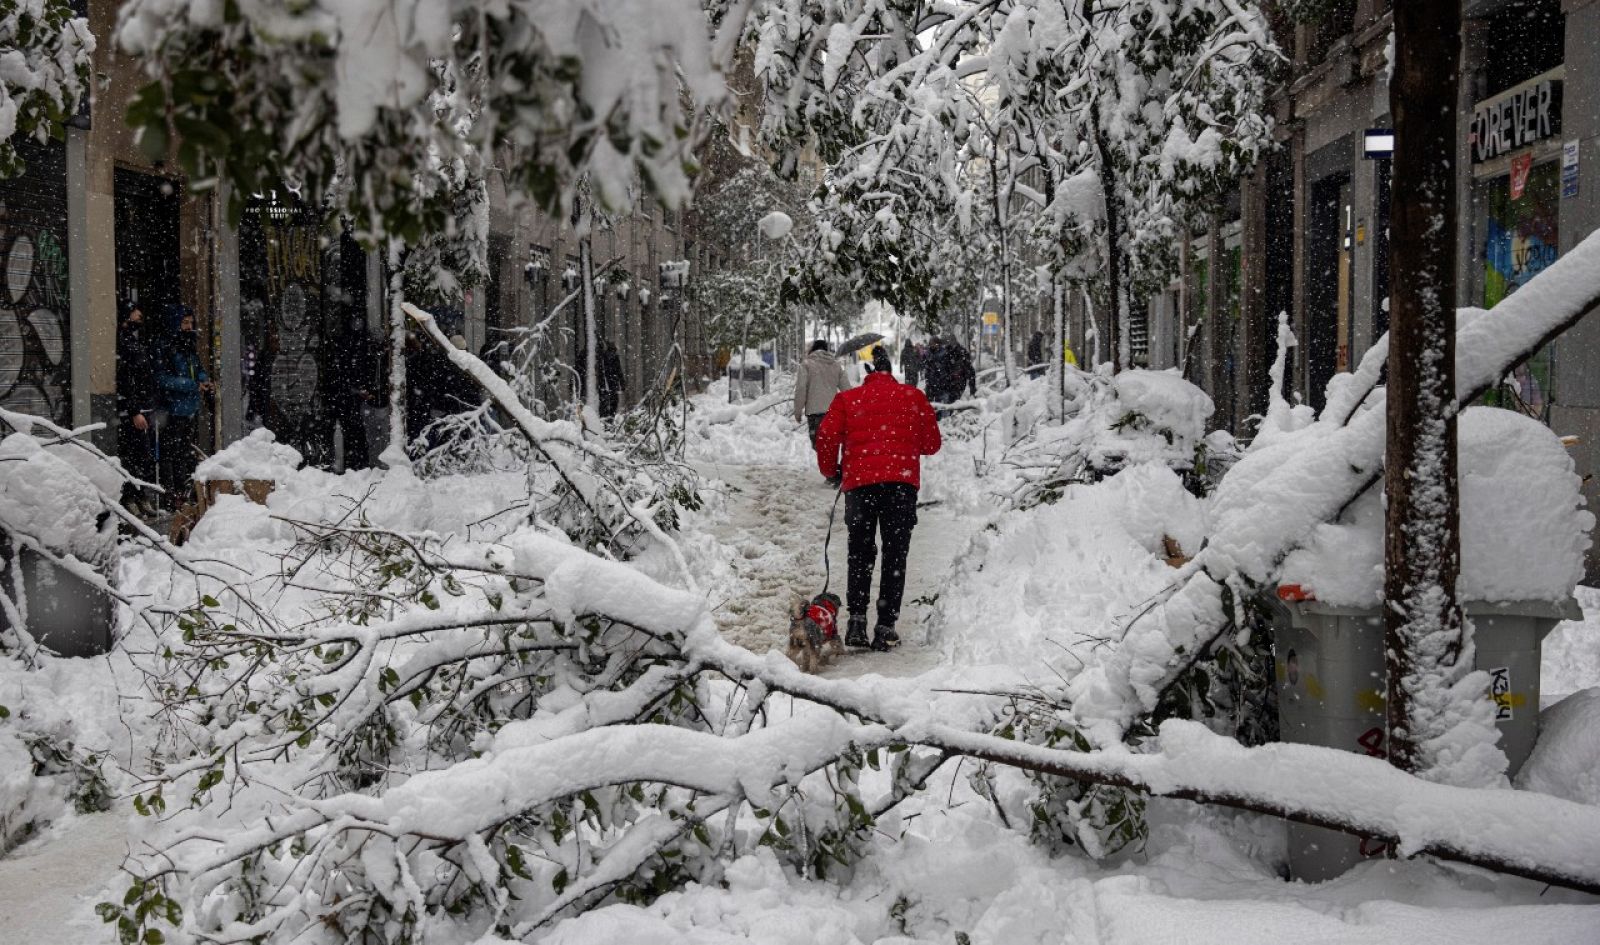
2,374,1600,943
686,378,981,679
1545,585,1600,703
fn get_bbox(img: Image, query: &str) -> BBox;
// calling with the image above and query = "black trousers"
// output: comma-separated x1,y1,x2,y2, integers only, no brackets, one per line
845,482,918,626
806,413,826,449
118,417,157,485
160,415,200,507
333,396,369,470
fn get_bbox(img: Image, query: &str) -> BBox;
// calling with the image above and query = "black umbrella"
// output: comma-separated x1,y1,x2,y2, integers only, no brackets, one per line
835,332,885,356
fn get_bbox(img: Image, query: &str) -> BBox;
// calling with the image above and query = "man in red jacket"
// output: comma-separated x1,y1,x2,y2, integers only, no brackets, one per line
815,346,942,651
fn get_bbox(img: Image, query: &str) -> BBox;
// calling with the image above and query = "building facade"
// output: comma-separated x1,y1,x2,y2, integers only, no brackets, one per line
0,0,752,474
1149,0,1600,574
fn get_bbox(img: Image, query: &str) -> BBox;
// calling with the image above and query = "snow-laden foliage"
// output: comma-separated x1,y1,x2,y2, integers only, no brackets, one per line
109,482,946,944
108,475,1600,945
691,139,860,349
398,155,490,308
0,0,92,178
694,162,807,350
1063,230,1600,752
0,414,155,852
115,0,733,238
404,306,702,558
750,0,1279,363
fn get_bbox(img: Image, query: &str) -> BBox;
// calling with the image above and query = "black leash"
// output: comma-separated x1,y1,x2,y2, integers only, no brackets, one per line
820,481,844,595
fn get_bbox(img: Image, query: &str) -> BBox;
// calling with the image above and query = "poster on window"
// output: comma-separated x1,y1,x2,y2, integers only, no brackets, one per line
1510,152,1533,200
1483,161,1559,415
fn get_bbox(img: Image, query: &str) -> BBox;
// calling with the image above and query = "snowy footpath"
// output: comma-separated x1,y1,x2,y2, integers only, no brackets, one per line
3,378,1600,944
692,460,968,679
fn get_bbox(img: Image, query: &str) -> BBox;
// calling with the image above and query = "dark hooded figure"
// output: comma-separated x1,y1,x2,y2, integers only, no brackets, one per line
156,305,212,508
116,303,161,512
599,340,625,418
900,337,922,388
1027,331,1046,379
331,312,381,469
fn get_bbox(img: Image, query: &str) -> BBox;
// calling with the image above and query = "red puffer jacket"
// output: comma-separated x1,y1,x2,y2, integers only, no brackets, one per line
815,372,942,491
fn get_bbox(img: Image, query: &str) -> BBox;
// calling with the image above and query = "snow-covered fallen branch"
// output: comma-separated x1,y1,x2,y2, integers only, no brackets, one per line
1066,229,1600,746
404,302,698,579
118,507,1600,945
696,387,795,426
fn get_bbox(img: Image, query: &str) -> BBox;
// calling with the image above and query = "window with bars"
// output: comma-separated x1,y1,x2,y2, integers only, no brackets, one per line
1129,305,1151,368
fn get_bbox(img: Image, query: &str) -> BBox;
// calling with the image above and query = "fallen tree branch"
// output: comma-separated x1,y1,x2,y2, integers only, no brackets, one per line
1066,230,1600,745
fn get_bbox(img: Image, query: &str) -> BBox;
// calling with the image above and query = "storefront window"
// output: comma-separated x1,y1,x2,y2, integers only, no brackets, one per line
1482,160,1560,417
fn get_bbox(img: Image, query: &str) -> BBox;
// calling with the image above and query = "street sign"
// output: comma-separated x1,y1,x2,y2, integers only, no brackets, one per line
1563,139,1580,199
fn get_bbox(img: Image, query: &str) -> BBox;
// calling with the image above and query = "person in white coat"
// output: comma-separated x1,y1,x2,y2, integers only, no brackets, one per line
794,340,851,452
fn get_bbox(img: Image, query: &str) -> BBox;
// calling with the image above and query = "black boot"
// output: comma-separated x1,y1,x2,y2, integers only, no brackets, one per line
845,614,870,649
871,621,900,652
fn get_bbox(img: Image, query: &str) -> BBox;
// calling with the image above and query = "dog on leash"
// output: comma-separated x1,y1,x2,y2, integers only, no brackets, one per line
787,591,844,673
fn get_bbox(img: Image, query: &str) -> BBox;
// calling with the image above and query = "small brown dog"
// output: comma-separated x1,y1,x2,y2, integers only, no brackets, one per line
786,592,844,673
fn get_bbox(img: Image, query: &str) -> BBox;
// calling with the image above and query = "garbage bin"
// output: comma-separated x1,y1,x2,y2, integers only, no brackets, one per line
726,363,769,402
1266,595,1579,882
0,533,115,658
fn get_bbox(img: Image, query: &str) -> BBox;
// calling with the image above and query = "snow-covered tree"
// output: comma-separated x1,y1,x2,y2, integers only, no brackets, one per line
0,0,93,179
749,0,1279,371
115,0,739,238
693,161,807,351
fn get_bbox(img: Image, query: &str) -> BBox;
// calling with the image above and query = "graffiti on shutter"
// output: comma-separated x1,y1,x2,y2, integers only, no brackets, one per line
0,140,70,426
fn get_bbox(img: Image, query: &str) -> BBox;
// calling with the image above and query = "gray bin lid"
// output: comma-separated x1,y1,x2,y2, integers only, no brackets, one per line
1268,596,1581,622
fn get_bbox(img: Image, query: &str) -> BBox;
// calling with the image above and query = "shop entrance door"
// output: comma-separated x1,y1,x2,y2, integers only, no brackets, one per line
1305,175,1351,413
113,169,182,319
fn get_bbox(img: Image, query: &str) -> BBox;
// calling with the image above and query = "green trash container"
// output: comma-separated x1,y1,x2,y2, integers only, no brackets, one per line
1267,596,1579,882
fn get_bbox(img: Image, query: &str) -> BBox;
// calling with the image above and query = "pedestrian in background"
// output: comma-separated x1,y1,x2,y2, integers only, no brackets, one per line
116,303,160,515
157,305,212,509
599,340,625,418
1027,330,1046,379
793,339,850,456
331,312,381,470
900,337,922,388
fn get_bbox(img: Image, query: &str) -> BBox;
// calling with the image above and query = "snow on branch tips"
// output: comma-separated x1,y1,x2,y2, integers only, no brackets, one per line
112,509,1600,945
0,0,93,179
113,0,731,236
1064,228,1600,751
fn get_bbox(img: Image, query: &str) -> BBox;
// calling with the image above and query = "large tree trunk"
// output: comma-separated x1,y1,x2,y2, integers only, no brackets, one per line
1090,105,1125,374
580,234,599,422
1384,0,1468,777
384,239,409,466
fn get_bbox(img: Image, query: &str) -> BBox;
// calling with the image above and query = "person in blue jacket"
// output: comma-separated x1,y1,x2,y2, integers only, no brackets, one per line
157,305,213,508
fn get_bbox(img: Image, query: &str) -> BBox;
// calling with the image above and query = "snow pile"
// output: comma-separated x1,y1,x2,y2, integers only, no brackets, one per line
1279,407,1592,605
543,797,1600,945
0,653,115,853
1517,688,1600,807
1112,369,1214,455
1544,585,1600,703
934,463,1205,670
192,427,304,483
691,377,816,469
726,348,772,370
0,431,117,569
